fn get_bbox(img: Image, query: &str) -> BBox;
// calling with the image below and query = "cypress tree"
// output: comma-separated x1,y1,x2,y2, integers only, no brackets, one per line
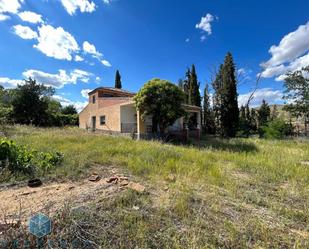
258,99,271,127
183,68,191,104
220,52,239,137
115,70,122,89
212,65,224,135
203,84,215,133
189,65,201,107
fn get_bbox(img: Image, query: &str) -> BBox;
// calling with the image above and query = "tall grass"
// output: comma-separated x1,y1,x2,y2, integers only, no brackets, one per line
2,125,309,248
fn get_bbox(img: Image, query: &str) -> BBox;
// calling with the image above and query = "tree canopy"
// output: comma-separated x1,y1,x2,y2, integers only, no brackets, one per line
283,66,309,135
212,52,239,137
134,79,185,135
12,78,54,125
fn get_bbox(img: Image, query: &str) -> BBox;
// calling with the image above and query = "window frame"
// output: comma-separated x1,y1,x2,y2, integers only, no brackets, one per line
100,115,106,125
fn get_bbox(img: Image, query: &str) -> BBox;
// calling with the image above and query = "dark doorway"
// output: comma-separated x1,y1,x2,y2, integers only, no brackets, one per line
92,116,96,131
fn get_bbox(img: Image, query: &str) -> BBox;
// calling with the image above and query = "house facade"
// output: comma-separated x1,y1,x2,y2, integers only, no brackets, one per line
79,87,201,138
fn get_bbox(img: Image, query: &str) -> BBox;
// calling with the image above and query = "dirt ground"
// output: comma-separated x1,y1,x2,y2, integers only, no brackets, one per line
0,166,138,224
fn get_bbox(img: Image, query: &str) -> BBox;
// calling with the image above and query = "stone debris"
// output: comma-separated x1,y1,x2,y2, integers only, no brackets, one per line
107,175,129,185
106,176,119,183
27,179,42,188
106,175,145,193
301,161,309,166
88,173,101,182
120,180,129,186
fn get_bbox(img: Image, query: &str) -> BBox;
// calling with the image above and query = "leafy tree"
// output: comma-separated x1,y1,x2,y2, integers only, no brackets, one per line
202,84,215,133
220,52,239,137
262,118,292,139
134,79,186,136
12,78,54,126
62,105,77,115
283,66,309,136
115,70,122,89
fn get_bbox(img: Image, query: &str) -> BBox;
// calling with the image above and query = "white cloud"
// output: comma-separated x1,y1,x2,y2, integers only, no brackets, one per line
34,24,79,61
0,77,23,88
83,41,111,67
22,69,93,88
261,22,309,80
238,88,283,107
185,38,190,42
83,41,102,58
81,89,91,98
102,0,111,4
101,59,111,67
13,25,38,40
0,13,10,21
60,0,96,15
18,11,43,24
53,95,87,112
0,0,23,14
74,55,84,62
195,13,215,35
262,22,309,68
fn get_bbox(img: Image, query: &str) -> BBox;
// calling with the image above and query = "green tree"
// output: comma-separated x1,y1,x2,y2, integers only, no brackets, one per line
182,68,191,104
262,118,292,139
258,100,271,137
250,108,258,132
239,105,250,137
188,65,201,107
220,52,239,137
283,66,309,136
202,84,215,133
62,105,77,115
258,100,271,127
115,70,122,89
12,78,54,126
212,65,224,135
134,79,185,136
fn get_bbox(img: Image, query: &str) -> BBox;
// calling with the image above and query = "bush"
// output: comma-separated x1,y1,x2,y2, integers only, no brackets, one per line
0,105,12,125
0,138,63,177
49,113,79,127
262,119,292,139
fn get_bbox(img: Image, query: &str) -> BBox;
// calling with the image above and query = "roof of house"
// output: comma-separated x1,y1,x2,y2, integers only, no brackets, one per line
88,87,135,97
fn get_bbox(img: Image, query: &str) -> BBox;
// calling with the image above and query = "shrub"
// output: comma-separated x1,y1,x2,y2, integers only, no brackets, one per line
262,119,292,139
0,138,63,177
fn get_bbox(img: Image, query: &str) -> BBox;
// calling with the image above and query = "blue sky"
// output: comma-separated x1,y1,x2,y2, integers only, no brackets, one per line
0,0,308,111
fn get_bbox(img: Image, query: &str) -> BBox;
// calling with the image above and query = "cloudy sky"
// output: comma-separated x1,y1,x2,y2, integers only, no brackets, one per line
0,0,308,111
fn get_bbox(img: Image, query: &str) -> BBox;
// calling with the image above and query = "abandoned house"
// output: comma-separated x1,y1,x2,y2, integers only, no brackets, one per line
79,87,201,139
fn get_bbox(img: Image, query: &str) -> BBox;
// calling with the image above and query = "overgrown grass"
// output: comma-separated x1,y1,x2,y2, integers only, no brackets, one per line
1,125,309,248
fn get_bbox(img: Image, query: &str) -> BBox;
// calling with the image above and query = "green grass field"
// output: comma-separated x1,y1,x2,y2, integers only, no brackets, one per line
2,125,309,248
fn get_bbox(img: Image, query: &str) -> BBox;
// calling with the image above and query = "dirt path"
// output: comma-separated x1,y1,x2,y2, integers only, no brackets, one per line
0,166,138,223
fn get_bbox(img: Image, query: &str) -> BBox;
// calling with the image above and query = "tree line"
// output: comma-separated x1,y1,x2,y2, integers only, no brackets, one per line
178,52,308,138
0,78,78,127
